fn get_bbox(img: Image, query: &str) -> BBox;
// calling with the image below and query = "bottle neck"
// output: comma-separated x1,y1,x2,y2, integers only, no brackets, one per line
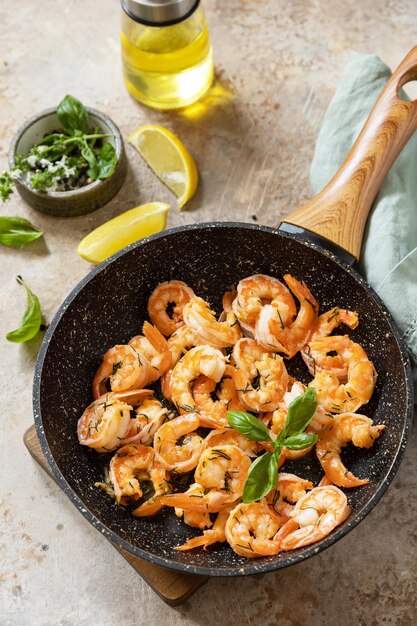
120,0,200,27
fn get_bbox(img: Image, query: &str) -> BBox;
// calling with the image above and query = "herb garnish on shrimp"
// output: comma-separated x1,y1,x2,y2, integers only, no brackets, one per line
226,388,318,503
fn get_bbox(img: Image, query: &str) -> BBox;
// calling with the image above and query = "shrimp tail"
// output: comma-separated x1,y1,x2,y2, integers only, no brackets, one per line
159,493,208,512
143,320,168,352
175,530,218,551
316,449,369,488
132,498,165,517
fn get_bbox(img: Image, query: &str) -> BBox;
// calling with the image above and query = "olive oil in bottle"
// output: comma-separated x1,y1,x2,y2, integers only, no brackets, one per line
120,0,214,110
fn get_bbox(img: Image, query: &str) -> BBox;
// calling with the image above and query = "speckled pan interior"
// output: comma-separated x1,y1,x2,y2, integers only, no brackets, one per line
33,223,414,577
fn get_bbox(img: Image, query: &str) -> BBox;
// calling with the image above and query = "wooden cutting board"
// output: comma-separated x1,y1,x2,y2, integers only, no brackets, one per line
23,425,208,606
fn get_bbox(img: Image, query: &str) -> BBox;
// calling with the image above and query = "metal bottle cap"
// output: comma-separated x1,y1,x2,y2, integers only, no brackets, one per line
121,0,199,25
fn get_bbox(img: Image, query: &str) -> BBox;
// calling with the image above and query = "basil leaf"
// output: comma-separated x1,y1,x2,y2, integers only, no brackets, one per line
0,217,43,247
81,141,98,179
95,143,117,180
284,433,318,450
283,387,318,438
57,95,89,135
6,276,43,343
226,410,272,442
242,452,278,503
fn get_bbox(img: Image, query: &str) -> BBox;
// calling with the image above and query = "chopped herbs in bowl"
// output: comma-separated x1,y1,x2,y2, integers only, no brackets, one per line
5,95,126,217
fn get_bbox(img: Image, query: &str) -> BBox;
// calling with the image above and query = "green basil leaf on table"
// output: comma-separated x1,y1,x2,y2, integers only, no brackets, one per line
242,452,278,504
283,387,318,438
226,410,273,442
95,143,117,180
0,217,43,247
6,276,43,343
57,94,89,135
283,432,318,450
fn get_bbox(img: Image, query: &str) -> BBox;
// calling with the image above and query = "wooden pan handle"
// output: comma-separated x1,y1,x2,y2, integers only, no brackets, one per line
283,46,417,260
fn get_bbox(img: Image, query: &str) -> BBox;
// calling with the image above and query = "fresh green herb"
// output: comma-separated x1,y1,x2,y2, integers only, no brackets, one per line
0,217,43,247
242,450,278,503
283,433,318,450
279,387,318,441
226,410,271,442
81,140,98,178
57,94,89,135
96,142,118,180
6,276,43,343
226,388,318,503
0,172,14,201
1,95,117,201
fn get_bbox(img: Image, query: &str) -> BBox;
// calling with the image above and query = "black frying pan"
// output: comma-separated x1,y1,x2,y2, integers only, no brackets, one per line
33,49,417,576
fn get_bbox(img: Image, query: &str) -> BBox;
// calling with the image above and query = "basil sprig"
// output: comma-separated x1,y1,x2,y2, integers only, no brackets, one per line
0,217,43,247
0,95,117,202
226,387,318,504
6,276,43,343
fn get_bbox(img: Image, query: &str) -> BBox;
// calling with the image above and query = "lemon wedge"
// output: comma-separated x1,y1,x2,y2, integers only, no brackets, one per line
77,202,170,264
128,125,198,209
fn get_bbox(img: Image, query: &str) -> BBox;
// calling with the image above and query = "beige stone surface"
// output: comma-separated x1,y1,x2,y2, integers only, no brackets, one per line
1,0,416,624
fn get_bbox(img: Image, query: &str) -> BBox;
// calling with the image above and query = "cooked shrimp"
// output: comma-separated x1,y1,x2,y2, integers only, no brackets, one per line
316,413,385,487
147,280,196,336
301,308,359,380
267,473,314,518
77,390,151,452
256,274,318,358
109,443,169,516
193,365,244,419
270,381,333,440
160,325,203,402
120,398,168,446
309,336,377,413
225,502,282,557
176,505,233,551
276,473,314,505
167,324,202,366
175,484,213,530
92,344,150,400
232,338,263,372
128,321,171,385
269,407,287,436
278,486,350,550
232,274,297,337
205,427,259,457
183,296,242,348
153,413,206,472
160,445,251,513
170,345,227,414
232,339,289,412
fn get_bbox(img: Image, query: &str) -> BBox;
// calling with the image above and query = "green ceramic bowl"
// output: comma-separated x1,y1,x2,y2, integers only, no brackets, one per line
9,107,127,217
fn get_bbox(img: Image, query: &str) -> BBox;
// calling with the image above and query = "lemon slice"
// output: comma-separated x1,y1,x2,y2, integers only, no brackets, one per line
128,125,198,209
77,202,170,264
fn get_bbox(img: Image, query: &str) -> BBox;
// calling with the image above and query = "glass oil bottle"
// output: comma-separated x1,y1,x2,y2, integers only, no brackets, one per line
120,0,214,110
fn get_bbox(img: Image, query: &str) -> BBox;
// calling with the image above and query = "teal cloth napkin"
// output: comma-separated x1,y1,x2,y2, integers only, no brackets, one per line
310,52,417,399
